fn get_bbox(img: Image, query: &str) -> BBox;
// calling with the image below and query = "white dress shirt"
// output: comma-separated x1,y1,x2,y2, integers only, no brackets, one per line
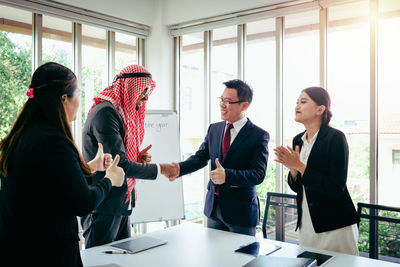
224,117,248,144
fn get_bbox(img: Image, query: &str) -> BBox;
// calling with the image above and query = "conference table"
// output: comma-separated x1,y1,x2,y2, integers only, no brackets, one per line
81,222,398,267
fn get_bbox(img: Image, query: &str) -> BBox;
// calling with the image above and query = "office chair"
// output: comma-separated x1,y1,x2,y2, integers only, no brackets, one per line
262,192,297,242
357,202,400,261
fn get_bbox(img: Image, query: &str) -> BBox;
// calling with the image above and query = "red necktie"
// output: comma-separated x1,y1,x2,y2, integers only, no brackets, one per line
215,123,233,196
222,123,233,159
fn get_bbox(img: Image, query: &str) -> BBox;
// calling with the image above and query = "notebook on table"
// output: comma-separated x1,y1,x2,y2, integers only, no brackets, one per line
243,256,317,267
110,236,168,254
297,251,334,266
235,241,281,256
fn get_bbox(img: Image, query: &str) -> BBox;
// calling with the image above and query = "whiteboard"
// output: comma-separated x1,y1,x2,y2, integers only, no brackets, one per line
130,110,185,223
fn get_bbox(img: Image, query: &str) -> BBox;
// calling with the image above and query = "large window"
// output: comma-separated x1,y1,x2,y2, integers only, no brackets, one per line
283,10,320,194
0,5,142,140
180,33,205,222
0,0,147,238
81,25,108,125
378,0,400,207
327,0,370,204
245,19,277,236
0,5,32,139
115,32,137,74
210,26,237,123
393,150,400,165
42,15,72,69
175,0,400,258
245,19,276,146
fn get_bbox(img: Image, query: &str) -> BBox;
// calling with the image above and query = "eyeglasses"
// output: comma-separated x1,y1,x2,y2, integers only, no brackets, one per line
217,97,243,106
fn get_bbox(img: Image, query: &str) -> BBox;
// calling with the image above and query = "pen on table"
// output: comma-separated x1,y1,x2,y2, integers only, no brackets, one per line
103,250,129,254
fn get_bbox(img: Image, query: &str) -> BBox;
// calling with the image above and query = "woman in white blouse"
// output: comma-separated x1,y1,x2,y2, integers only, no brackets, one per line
274,87,360,255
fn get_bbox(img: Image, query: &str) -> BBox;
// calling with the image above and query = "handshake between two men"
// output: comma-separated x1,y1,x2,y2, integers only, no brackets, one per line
159,158,226,185
139,145,180,181
159,163,180,181
140,143,226,184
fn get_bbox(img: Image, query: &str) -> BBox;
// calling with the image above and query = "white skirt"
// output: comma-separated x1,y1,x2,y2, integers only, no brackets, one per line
299,187,359,256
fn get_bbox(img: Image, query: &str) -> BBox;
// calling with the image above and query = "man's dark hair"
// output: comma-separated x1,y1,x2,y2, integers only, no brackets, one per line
223,79,253,105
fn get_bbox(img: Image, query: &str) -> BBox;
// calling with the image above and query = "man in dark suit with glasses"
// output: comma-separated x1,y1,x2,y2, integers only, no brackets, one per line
165,79,269,236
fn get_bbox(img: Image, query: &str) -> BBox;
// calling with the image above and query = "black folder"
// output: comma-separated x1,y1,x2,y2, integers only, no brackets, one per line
297,251,334,266
243,256,317,267
235,241,281,256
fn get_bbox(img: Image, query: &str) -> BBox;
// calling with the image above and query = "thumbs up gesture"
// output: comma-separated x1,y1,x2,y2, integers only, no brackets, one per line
210,158,225,185
105,155,125,187
87,143,113,172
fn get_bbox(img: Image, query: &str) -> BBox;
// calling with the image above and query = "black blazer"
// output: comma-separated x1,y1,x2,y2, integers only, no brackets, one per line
288,124,360,233
82,101,158,215
179,119,269,227
0,121,112,266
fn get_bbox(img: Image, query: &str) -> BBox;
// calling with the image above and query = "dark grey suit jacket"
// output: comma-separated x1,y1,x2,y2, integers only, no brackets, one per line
82,101,157,215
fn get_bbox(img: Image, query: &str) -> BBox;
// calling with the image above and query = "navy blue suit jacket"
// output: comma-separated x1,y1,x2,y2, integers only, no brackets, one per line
179,119,269,227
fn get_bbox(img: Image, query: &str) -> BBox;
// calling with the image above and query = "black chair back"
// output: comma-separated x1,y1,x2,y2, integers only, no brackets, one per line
262,192,297,241
357,202,400,260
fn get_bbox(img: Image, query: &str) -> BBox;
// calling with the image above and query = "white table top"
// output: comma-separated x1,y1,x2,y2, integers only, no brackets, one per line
81,222,398,267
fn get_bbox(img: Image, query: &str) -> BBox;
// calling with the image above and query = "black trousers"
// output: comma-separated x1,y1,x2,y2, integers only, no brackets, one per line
81,213,131,248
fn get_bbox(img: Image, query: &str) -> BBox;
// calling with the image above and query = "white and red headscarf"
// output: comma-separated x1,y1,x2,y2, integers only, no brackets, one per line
89,65,156,203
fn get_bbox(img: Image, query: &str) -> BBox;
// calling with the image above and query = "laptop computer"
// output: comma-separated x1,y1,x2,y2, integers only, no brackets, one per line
110,236,168,254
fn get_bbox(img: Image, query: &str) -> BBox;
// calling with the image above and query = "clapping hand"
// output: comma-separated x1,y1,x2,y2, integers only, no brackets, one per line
274,145,301,169
87,143,113,172
274,145,305,177
139,144,152,163
210,158,225,185
160,163,180,181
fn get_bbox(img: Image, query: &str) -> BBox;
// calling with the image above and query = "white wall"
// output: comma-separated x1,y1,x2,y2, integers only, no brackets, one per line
54,0,156,25
145,0,175,110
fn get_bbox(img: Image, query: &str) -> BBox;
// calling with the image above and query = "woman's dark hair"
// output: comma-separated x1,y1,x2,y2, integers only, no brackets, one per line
223,79,253,105
0,62,91,177
302,86,332,125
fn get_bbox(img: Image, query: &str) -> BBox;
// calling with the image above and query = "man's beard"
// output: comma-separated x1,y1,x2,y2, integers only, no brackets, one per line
136,97,146,111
